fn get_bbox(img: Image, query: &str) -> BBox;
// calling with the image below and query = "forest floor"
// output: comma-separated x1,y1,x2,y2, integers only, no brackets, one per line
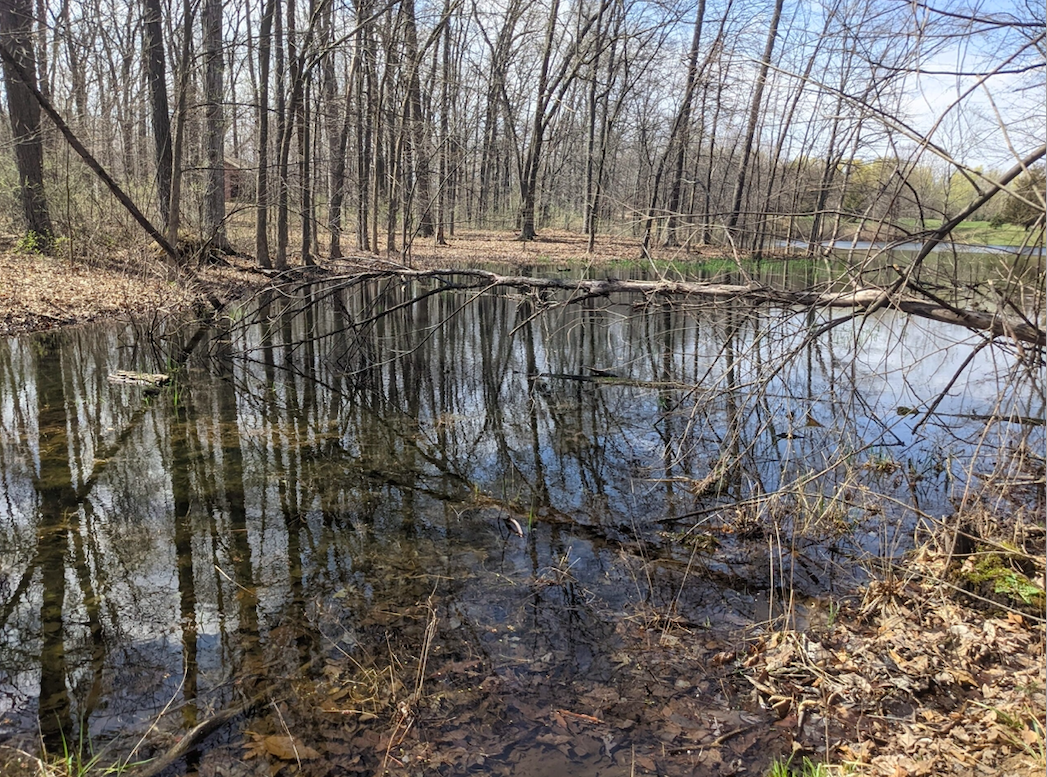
0,228,713,335
0,229,1044,776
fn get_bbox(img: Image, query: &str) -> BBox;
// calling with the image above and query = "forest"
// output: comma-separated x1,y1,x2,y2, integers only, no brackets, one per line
0,2,1045,777
0,0,1042,264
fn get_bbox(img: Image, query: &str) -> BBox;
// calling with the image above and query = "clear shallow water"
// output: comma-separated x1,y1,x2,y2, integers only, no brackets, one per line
0,272,1041,773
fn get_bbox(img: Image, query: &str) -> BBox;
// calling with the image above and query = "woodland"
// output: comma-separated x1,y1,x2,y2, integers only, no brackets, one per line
0,1,1045,777
0,0,1042,267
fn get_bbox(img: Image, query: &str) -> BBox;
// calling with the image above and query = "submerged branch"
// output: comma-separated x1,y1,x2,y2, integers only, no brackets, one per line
323,268,1045,347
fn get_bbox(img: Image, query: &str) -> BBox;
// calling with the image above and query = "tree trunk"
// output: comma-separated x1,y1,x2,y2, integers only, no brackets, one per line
435,0,451,246
325,5,352,259
300,76,313,266
664,0,705,249
725,0,784,244
274,0,327,266
518,0,560,241
143,0,173,227
356,13,373,252
0,0,53,248
402,0,433,239
641,2,704,256
475,0,522,226
167,0,194,248
252,0,273,268
202,0,229,250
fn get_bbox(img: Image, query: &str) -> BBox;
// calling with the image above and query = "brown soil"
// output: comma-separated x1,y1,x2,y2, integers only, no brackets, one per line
0,235,262,336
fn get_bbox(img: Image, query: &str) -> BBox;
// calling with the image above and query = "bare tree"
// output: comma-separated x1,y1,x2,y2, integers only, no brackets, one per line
641,0,706,257
143,0,173,228
254,0,275,268
725,0,785,246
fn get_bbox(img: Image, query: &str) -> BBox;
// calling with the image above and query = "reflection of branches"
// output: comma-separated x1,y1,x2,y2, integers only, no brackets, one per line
295,268,1044,346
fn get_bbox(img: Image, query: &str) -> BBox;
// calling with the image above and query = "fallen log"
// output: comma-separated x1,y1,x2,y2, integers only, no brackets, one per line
108,371,171,388
324,267,1045,347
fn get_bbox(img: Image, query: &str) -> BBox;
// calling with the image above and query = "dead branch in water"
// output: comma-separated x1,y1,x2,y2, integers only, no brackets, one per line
312,266,1045,347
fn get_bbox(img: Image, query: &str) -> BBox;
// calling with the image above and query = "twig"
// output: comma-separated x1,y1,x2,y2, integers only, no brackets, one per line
133,653,324,776
665,722,760,753
133,701,254,777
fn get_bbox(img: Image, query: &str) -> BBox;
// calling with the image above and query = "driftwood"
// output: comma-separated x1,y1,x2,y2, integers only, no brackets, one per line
108,371,171,388
326,267,1045,347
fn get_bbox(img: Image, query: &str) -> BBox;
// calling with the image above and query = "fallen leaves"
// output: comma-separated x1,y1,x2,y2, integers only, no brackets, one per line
242,729,326,772
741,567,1046,777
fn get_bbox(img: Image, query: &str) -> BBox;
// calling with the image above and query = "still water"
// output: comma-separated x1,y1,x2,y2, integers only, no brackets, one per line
0,269,1041,774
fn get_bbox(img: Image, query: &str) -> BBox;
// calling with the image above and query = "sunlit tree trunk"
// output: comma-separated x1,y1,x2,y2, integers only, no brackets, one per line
202,0,229,250
254,0,274,268
300,75,314,266
324,2,353,259
435,0,452,246
355,4,376,253
664,0,705,249
641,1,704,256
273,0,289,268
583,0,617,252
402,0,433,240
164,0,194,247
518,0,560,241
0,0,53,249
143,0,172,227
726,0,784,245
475,0,522,226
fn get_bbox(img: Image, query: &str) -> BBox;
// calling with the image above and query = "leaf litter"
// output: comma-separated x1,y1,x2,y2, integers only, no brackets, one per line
163,541,1046,777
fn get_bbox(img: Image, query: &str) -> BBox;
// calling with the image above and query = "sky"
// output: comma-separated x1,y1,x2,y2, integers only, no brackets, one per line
902,0,1046,172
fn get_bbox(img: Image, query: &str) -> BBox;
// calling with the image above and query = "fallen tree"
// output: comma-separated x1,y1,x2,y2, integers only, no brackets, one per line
313,266,1045,348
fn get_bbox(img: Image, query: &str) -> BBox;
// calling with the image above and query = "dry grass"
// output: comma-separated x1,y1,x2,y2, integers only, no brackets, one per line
399,227,725,269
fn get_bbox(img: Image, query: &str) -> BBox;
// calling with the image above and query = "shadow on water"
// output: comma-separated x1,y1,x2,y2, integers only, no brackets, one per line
0,267,1042,774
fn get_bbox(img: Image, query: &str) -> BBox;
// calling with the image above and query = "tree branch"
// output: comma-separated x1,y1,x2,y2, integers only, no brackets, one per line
318,267,1045,347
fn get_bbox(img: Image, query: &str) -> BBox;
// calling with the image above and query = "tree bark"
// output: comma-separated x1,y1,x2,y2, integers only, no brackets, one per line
0,0,53,248
402,0,433,239
166,0,194,248
255,0,274,268
202,0,229,250
435,0,451,246
663,0,705,249
641,1,704,256
725,0,784,244
517,0,559,241
143,0,173,227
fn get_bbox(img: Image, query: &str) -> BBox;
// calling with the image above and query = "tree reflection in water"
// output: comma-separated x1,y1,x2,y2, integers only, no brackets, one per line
0,277,1040,772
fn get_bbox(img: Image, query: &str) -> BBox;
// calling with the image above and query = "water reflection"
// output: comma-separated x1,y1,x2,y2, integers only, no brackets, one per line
0,277,1041,771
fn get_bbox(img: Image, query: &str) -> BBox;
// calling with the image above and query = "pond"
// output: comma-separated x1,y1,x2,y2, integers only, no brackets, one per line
0,264,1042,775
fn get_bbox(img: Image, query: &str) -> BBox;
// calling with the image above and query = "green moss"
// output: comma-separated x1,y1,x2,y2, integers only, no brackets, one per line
963,553,1045,610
